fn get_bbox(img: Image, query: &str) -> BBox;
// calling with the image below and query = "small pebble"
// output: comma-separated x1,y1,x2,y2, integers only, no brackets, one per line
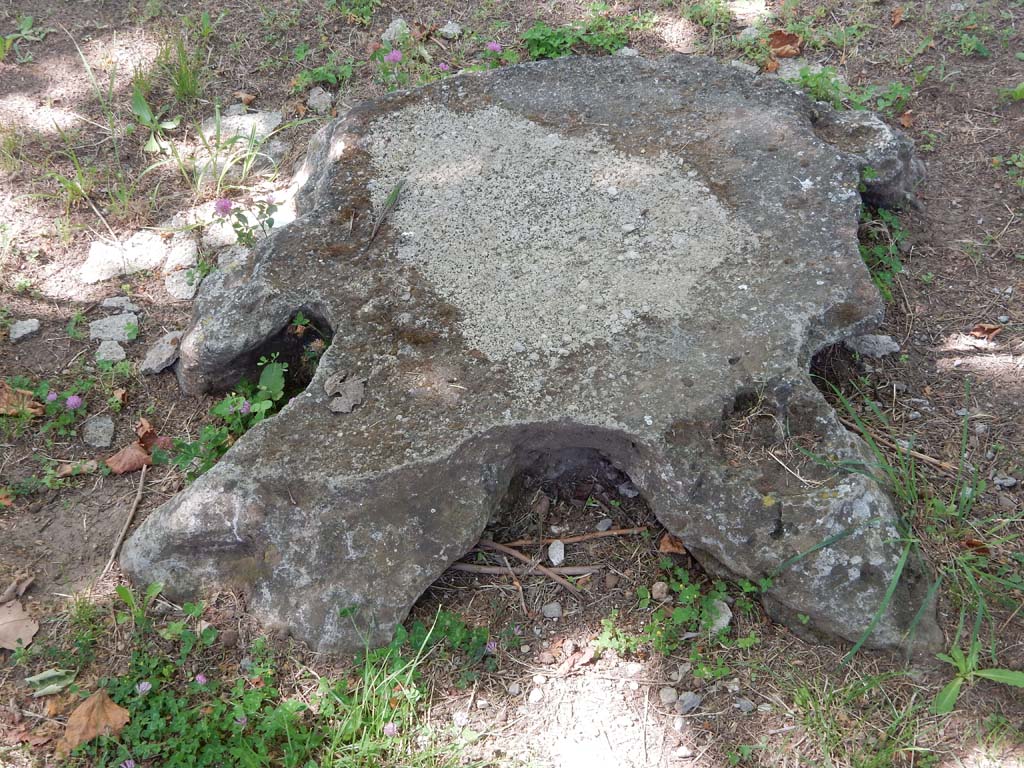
993,476,1018,489
998,315,1010,323
674,746,694,758
658,686,679,706
596,517,613,531
675,691,702,714
651,581,669,601
520,644,531,654
672,715,687,732
548,539,565,567
476,699,490,710
542,601,562,619
508,682,521,696
974,423,989,435
532,674,546,685
908,411,922,420
604,573,620,589
528,687,544,703
735,697,755,713
219,629,239,648
538,651,555,665
9,319,41,343
955,408,969,417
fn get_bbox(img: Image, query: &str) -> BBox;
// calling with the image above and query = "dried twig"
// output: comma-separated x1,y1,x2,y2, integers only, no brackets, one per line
450,563,600,576
476,539,583,598
839,417,959,475
501,527,648,548
102,465,147,575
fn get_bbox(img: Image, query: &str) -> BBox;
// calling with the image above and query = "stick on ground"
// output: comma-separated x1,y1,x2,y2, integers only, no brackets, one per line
102,464,147,576
476,538,584,598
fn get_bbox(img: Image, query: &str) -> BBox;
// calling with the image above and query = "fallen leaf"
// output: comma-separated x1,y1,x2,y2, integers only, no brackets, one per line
27,668,77,698
899,110,914,128
111,388,127,406
658,533,687,555
763,57,779,73
233,90,257,105
104,441,152,475
0,381,43,417
961,538,991,555
56,460,98,479
0,489,12,509
135,418,158,450
768,30,802,58
891,7,904,26
55,690,129,758
532,494,551,518
0,600,39,650
969,323,1002,341
0,575,34,604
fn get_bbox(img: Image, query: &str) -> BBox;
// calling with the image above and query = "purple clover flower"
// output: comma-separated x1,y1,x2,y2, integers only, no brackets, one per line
235,715,248,726
383,721,398,737
65,395,82,410
46,391,58,402
135,681,152,695
485,639,498,655
240,400,251,415
486,41,502,53
214,198,233,216
438,63,450,72
120,760,136,768
195,673,208,685
384,49,403,63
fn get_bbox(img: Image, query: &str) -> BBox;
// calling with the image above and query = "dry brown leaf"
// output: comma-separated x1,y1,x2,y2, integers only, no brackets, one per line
898,110,914,128
233,90,257,105
969,323,1002,341
135,418,158,450
0,575,34,604
55,691,129,758
768,30,802,58
658,533,687,555
0,381,44,417
104,441,152,475
891,7,905,26
56,460,98,479
0,600,39,650
0,489,13,509
111,388,127,406
763,57,779,73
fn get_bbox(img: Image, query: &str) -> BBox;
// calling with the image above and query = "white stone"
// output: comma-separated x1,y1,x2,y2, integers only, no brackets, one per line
541,602,562,619
96,339,126,362
140,331,183,375
165,270,200,301
80,231,166,284
438,21,462,40
81,415,115,448
89,313,139,342
382,18,409,43
9,319,40,342
548,539,565,566
101,296,140,312
307,87,334,115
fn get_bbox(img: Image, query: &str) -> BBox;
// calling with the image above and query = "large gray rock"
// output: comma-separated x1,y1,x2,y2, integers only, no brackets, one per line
122,56,938,656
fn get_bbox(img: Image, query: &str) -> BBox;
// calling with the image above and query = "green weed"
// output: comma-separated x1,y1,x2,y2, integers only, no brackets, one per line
858,207,907,302
993,151,1024,190
326,0,381,26
293,53,354,92
682,0,733,38
161,34,207,103
933,640,1024,714
130,83,181,153
0,16,51,64
164,355,289,479
521,4,653,60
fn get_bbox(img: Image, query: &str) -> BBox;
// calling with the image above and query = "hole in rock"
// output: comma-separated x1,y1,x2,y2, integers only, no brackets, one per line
809,341,865,400
232,307,333,399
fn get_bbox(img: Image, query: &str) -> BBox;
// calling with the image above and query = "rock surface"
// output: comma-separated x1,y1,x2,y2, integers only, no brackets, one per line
307,87,334,115
122,56,939,655
81,415,115,448
9,319,40,343
140,331,183,375
95,339,126,363
89,313,138,342
845,333,901,358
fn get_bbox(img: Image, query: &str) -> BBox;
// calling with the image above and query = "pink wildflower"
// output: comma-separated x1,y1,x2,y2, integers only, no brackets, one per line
384,49,403,63
383,722,399,737
214,198,233,216
46,391,58,402
195,673,208,684
486,41,502,53
65,395,82,410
